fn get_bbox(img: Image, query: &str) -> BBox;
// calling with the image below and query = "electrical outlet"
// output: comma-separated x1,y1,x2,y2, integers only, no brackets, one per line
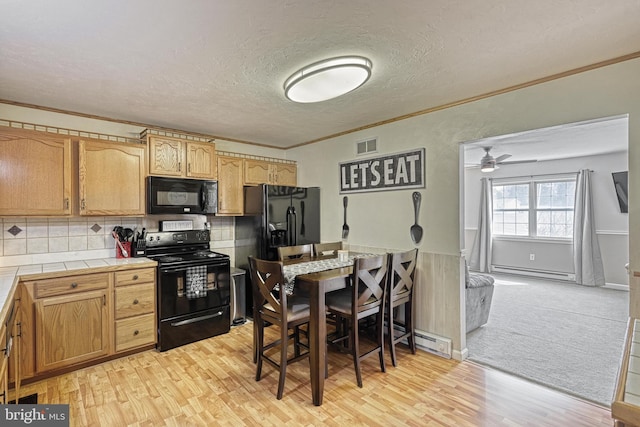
529,253,535,261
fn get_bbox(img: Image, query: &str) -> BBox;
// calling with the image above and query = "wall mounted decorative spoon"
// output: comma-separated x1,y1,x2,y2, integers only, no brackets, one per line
410,192,423,244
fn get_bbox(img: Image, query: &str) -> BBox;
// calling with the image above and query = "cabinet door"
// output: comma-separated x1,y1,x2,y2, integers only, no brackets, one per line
0,323,6,404
186,141,216,179
8,296,21,403
78,139,146,215
35,290,109,373
274,163,297,186
244,159,271,185
217,156,244,215
0,128,72,216
148,135,184,176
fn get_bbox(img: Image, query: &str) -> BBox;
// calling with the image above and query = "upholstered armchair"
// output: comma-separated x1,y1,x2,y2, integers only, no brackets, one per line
465,263,495,333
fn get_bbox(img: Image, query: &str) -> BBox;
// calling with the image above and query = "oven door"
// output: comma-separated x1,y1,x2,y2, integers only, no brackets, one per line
157,261,231,320
157,260,231,351
147,176,218,214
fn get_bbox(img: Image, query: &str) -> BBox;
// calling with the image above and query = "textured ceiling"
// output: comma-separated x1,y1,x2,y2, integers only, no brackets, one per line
1,1,639,148
463,115,629,168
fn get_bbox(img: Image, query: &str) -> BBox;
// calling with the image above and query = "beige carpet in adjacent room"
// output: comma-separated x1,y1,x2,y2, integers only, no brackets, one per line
466,273,628,406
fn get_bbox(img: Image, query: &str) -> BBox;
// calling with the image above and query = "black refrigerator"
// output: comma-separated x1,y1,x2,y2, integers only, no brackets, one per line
235,184,321,315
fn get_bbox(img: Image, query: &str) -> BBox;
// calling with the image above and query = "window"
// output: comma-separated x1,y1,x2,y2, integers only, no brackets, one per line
492,178,576,239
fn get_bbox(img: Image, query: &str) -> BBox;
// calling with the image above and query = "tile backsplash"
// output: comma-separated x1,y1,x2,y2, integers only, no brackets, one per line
0,215,236,266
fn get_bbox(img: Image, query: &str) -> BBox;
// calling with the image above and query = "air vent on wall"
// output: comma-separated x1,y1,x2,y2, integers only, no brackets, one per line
356,138,377,155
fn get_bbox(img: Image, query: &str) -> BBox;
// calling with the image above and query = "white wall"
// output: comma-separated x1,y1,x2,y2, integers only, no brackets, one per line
289,57,640,356
464,151,629,285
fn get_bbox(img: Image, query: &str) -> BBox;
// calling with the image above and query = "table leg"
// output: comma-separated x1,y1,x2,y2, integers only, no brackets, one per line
309,281,325,406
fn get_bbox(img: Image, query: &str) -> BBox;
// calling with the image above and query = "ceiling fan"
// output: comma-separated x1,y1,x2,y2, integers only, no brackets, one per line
479,146,537,172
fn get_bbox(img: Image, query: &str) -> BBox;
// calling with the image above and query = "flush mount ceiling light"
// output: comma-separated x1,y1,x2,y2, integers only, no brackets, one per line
284,56,372,103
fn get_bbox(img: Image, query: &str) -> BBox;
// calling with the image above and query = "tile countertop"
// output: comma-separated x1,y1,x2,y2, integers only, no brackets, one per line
0,257,157,325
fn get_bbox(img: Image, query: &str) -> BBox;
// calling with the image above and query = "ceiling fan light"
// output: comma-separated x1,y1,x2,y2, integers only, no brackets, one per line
284,56,372,103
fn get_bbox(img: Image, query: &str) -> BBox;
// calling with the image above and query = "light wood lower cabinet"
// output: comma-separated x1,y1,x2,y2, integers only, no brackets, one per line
35,288,110,373
0,322,7,403
20,265,157,380
114,268,156,353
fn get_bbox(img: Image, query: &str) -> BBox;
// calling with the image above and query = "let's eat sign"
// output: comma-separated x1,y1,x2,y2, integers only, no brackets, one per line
339,148,425,194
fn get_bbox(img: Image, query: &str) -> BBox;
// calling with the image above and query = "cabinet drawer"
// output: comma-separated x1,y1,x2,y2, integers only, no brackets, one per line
115,268,155,287
34,273,109,298
115,313,155,352
115,283,155,319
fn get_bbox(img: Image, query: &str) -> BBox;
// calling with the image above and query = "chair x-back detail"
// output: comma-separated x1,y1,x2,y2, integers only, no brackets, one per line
248,256,310,399
387,249,418,366
277,244,314,261
326,254,389,387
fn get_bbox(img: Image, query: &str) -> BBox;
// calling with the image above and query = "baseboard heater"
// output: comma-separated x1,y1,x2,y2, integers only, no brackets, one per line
491,265,575,282
414,330,452,359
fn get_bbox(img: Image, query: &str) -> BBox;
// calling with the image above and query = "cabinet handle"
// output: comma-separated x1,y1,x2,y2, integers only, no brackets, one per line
133,330,139,336
133,299,139,305
70,282,78,289
188,163,191,173
133,275,139,280
17,322,22,338
103,295,106,306
64,198,70,209
81,199,86,210
178,162,182,172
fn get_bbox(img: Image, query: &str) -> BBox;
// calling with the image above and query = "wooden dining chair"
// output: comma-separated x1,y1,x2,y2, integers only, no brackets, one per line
386,249,418,367
277,244,314,261
313,241,343,256
248,256,310,399
325,254,388,387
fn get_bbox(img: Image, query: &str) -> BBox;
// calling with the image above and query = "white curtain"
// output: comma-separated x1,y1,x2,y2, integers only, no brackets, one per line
573,169,605,286
469,178,492,273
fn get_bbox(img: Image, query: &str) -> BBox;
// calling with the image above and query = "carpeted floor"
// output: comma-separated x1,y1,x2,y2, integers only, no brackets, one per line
466,273,629,407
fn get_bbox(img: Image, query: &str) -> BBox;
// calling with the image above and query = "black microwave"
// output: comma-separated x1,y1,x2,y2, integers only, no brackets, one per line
147,176,218,215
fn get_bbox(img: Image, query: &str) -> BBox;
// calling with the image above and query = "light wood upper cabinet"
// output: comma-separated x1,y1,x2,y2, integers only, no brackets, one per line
187,141,217,179
77,139,146,216
0,127,72,216
274,163,297,186
217,155,244,215
244,159,271,185
148,135,216,179
244,159,297,186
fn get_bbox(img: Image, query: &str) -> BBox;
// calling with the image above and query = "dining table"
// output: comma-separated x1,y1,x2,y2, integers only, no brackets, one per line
282,252,372,406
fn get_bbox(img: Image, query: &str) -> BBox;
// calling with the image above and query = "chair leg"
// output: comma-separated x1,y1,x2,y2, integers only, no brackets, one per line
389,305,398,367
294,325,301,357
406,301,416,355
253,319,258,363
277,324,289,400
351,315,363,388
255,317,264,381
377,312,386,373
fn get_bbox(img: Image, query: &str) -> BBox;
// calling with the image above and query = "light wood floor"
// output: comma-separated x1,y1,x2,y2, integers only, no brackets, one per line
18,323,613,426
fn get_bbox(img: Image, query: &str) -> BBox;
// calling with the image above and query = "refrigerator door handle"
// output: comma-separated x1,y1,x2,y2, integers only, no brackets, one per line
286,206,297,246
